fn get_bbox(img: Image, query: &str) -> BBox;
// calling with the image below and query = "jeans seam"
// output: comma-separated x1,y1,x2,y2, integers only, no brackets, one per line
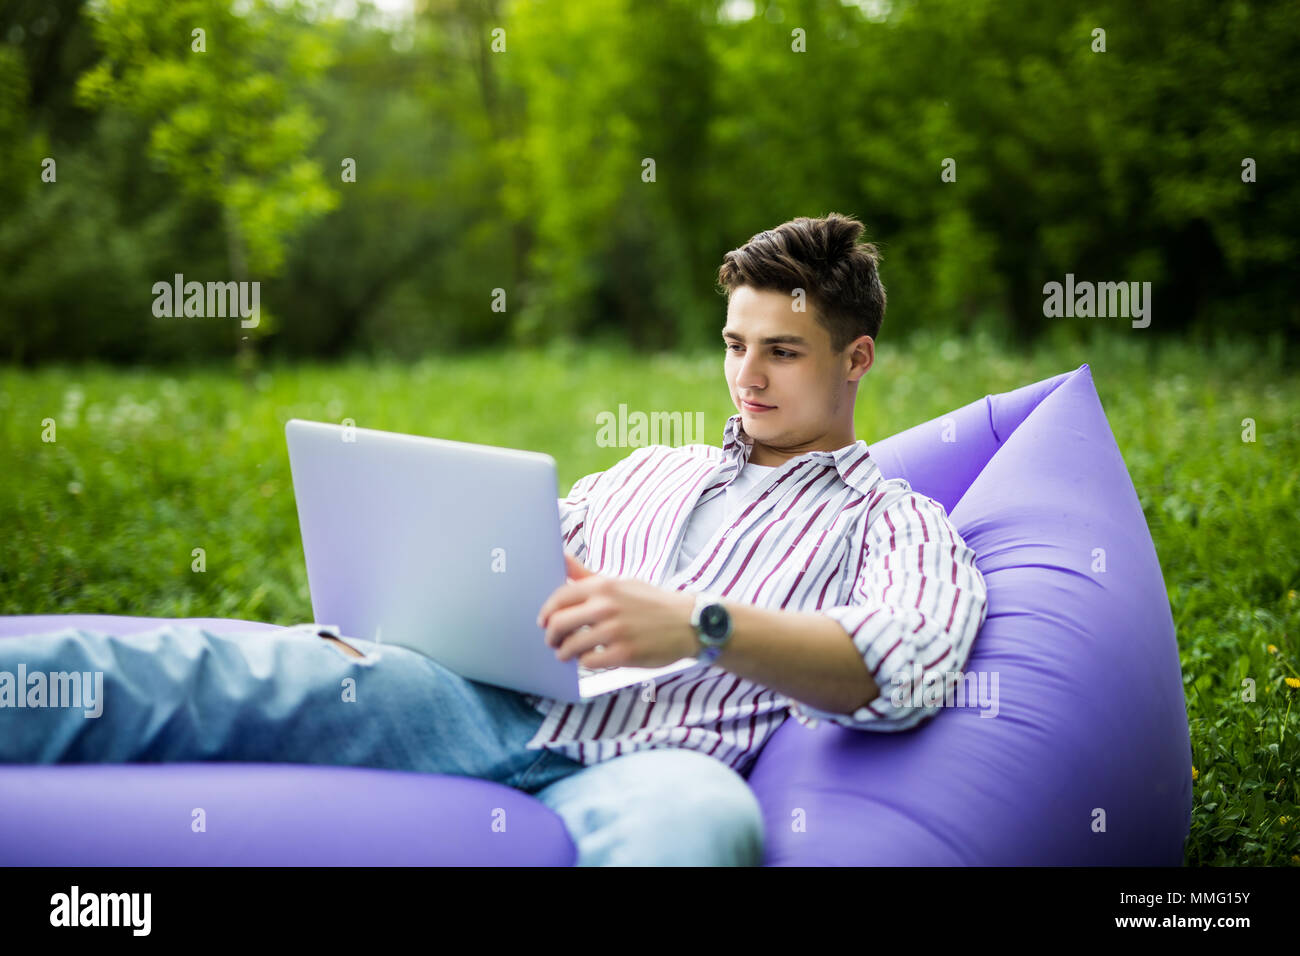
514,748,556,793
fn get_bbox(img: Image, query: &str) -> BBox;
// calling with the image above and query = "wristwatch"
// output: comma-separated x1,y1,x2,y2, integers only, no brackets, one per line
690,592,734,665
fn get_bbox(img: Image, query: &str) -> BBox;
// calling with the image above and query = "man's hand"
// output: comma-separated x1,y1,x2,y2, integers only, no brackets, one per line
536,552,698,669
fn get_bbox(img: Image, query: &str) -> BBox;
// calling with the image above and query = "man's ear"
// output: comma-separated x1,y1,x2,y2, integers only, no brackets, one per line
850,334,874,379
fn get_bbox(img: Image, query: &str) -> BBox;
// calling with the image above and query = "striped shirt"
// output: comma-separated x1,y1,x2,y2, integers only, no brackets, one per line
523,412,989,777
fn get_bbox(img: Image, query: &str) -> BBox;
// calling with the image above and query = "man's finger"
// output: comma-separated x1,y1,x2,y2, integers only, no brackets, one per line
555,623,605,662
565,552,594,578
537,575,600,628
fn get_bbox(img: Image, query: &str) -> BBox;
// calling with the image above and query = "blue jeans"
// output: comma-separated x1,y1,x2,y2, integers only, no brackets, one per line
0,625,765,866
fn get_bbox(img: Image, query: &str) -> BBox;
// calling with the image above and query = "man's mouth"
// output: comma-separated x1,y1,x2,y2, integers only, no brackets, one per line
741,400,775,411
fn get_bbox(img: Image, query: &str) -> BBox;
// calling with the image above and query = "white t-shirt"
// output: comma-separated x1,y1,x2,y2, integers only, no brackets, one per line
674,461,779,574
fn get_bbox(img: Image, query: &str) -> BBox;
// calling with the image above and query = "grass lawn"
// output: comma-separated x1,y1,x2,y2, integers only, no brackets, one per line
2,325,1297,866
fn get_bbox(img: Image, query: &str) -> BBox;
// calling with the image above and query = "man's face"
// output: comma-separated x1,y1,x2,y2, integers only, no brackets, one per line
721,285,873,463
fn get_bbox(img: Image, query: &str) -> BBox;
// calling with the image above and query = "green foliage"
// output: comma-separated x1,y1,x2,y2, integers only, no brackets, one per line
0,0,1295,361
0,44,35,211
74,0,339,283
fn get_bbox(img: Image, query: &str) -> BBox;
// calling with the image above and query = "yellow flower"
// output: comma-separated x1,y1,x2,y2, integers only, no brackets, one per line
1269,644,1279,654
1286,677,1300,689
1191,766,1199,781
1289,590,1297,602
1281,816,1290,826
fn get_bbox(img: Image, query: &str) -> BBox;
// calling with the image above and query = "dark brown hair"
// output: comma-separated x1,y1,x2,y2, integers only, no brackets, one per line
716,212,886,353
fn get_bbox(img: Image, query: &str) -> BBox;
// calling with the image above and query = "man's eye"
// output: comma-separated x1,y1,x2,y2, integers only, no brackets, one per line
724,344,796,358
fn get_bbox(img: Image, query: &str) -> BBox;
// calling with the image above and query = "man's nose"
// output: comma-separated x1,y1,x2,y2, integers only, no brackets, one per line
736,352,766,387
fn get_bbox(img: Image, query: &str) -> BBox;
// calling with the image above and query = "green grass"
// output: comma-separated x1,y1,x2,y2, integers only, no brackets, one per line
2,326,1298,866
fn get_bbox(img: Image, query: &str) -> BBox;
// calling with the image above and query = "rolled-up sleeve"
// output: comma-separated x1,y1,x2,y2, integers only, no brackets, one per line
786,487,989,732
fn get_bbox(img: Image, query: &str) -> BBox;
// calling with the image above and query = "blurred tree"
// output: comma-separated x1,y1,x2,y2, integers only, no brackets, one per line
496,0,719,350
74,0,340,378
0,0,1295,363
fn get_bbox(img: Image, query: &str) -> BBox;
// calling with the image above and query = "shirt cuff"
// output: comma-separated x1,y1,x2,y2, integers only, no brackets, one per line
789,603,948,732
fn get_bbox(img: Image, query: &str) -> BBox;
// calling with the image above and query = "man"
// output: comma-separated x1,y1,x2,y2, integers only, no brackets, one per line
517,213,989,854
0,213,987,867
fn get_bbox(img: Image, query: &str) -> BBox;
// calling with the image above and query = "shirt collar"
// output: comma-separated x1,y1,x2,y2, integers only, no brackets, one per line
720,413,880,497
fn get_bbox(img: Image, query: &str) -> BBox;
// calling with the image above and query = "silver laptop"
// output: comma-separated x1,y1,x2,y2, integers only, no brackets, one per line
284,419,699,702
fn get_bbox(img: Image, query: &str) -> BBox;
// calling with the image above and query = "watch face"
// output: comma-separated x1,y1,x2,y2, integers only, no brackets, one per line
702,604,728,638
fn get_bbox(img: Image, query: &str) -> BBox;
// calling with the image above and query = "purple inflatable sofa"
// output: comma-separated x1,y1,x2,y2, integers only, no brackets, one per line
0,364,1193,865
